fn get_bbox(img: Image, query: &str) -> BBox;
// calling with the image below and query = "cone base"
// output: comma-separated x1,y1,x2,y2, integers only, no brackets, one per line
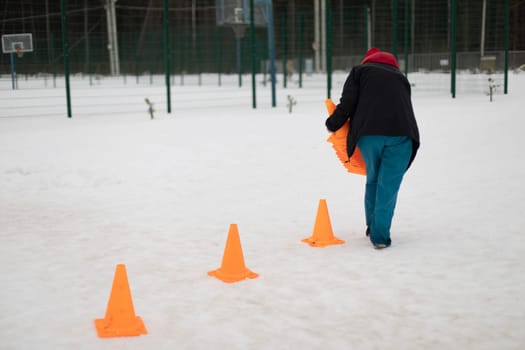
208,268,259,283
94,316,148,338
301,236,345,247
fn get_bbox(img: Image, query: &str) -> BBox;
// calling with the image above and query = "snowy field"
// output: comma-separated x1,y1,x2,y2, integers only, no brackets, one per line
1,71,524,350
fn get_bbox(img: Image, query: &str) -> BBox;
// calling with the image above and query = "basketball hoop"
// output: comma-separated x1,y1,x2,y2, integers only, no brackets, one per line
2,33,33,90
230,23,248,39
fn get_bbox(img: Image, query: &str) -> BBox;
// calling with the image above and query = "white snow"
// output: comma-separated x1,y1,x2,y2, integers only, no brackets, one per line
1,71,524,350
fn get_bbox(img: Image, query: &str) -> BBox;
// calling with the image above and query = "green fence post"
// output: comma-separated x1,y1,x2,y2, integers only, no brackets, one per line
298,14,303,88
326,0,332,99
179,30,185,86
450,0,457,98
163,0,171,113
504,0,509,94
134,32,140,84
392,0,398,57
217,27,223,87
364,6,369,51
197,28,202,86
170,33,175,86
250,0,257,109
267,0,276,107
120,32,126,84
404,0,409,76
60,0,72,118
281,15,287,88
87,27,92,85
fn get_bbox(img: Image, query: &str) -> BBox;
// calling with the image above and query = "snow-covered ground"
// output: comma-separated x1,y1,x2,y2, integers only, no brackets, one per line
1,71,524,350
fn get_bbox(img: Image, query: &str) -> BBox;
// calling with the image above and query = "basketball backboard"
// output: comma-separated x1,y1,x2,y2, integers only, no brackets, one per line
2,33,33,57
215,0,270,27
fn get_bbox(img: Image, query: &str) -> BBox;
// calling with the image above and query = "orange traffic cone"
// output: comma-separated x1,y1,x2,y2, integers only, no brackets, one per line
302,199,345,247
208,224,259,283
94,264,147,338
325,99,366,175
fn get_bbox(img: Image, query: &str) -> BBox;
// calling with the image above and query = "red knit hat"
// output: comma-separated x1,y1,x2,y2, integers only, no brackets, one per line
361,47,400,69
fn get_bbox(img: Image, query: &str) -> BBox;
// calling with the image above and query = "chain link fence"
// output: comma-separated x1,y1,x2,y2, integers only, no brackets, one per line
1,0,523,116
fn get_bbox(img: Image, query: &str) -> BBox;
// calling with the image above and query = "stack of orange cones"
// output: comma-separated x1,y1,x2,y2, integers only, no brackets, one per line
325,99,366,175
302,199,345,247
208,224,259,283
94,264,147,338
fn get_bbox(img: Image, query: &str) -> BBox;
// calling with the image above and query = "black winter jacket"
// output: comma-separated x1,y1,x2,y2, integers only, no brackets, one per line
325,62,420,169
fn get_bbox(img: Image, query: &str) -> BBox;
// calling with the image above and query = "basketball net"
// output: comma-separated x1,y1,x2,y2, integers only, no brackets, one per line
15,47,23,58
230,23,247,39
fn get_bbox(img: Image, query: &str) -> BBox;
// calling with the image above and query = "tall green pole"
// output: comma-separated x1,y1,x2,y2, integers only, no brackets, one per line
163,0,171,113
250,0,257,109
281,15,287,88
403,0,409,75
197,29,202,86
392,0,398,57
179,30,185,86
450,0,457,98
326,0,332,99
504,0,509,94
60,0,72,118
84,0,92,86
364,6,369,51
134,32,140,84
217,27,223,87
86,29,92,85
50,33,57,88
267,0,276,107
298,14,303,88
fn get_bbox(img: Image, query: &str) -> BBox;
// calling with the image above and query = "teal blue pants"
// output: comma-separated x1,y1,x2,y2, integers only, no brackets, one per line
357,136,412,246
